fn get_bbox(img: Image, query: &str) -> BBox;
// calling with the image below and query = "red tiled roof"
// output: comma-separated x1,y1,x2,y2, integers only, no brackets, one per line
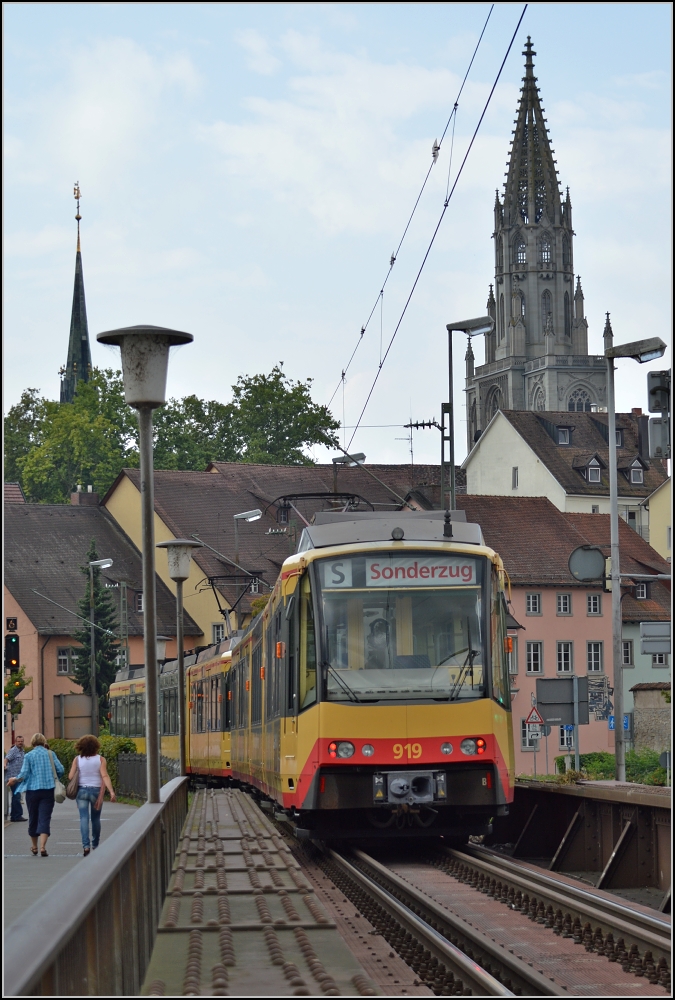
4,482,25,503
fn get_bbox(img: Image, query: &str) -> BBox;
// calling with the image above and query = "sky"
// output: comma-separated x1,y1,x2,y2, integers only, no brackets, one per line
4,2,672,466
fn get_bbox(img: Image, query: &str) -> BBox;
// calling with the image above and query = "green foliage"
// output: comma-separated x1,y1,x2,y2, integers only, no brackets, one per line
6,365,340,502
4,664,32,716
71,540,120,722
45,736,136,791
250,595,270,617
232,364,340,465
554,748,668,785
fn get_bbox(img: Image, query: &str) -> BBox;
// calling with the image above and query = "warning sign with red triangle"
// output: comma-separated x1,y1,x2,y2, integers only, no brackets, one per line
526,706,545,725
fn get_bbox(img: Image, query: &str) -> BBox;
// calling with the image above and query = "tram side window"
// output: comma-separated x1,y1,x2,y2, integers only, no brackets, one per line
287,600,297,714
110,699,117,735
251,641,263,725
195,680,204,732
170,687,177,735
190,682,197,732
238,655,249,729
212,676,222,732
121,696,128,737
491,572,510,709
300,574,317,711
224,674,232,730
265,617,275,720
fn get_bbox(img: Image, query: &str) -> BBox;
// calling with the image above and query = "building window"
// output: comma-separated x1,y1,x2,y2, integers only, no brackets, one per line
557,641,573,673
507,637,518,674
630,466,644,484
539,236,552,265
526,641,543,674
635,583,648,600
622,640,634,666
512,467,519,490
499,294,505,340
521,719,539,751
557,594,572,615
587,462,601,483
213,624,225,644
587,594,602,615
567,388,592,412
250,578,260,594
135,592,144,613
652,653,669,667
515,238,527,265
559,725,574,751
541,290,552,332
587,642,603,672
592,505,600,514
564,291,571,338
526,593,541,615
557,428,570,445
57,648,74,675
615,430,623,448
562,234,570,268
278,506,289,524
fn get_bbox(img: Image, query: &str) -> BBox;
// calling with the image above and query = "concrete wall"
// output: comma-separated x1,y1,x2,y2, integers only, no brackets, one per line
508,584,615,775
632,688,671,752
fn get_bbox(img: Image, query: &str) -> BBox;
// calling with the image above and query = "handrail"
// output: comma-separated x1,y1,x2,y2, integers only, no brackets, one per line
4,775,189,997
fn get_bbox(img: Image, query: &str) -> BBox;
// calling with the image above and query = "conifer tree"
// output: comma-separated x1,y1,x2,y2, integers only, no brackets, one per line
72,540,120,725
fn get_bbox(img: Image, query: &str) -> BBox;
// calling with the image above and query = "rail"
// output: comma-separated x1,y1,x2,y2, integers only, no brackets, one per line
4,776,189,997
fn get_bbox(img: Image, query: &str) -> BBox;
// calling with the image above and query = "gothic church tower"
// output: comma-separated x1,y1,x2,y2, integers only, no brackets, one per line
465,39,607,450
59,183,92,403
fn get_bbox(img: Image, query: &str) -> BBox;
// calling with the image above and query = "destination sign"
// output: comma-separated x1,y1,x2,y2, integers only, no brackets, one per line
321,555,478,589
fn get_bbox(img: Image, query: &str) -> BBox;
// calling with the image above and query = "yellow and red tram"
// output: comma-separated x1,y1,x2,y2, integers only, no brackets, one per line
110,510,515,841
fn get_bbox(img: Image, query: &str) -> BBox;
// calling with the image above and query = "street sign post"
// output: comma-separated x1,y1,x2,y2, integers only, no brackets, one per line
525,706,545,725
640,621,671,656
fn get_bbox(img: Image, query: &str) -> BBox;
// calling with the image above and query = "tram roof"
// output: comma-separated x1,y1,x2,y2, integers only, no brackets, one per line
297,510,483,551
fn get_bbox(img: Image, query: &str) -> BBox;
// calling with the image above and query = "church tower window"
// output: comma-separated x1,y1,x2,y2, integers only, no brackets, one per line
562,234,570,268
568,387,592,412
514,237,527,266
564,292,571,338
539,235,552,265
518,291,526,318
499,294,505,340
497,237,504,272
541,290,551,332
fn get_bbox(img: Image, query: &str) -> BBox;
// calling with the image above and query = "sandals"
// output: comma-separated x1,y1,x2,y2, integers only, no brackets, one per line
31,846,38,856
83,848,90,856
40,849,48,857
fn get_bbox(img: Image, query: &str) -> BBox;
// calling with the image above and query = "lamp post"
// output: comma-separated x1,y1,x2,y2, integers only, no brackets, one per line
97,325,193,803
233,510,262,630
444,316,494,510
605,334,666,781
88,557,113,735
156,539,203,777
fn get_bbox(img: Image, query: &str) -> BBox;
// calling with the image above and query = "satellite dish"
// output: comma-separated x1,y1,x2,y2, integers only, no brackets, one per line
568,545,606,583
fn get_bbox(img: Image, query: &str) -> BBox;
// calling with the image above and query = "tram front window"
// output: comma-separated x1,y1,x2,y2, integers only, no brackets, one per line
317,552,486,702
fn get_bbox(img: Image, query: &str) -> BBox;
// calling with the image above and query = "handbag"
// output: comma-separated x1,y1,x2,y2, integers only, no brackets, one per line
66,759,79,800
47,749,67,803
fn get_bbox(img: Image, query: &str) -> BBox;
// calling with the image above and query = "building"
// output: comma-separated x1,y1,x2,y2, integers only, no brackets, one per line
4,483,26,504
102,462,460,641
642,478,672,562
59,184,92,404
629,683,670,754
465,38,608,449
463,408,667,539
4,499,200,750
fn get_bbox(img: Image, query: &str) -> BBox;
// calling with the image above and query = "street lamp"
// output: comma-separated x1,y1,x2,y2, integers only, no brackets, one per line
89,557,113,735
605,332,666,781
97,324,193,803
331,452,366,492
445,316,495,510
156,539,203,777
233,510,262,630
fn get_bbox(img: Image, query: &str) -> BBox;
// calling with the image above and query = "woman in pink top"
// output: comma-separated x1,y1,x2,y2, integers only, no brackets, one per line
69,735,116,856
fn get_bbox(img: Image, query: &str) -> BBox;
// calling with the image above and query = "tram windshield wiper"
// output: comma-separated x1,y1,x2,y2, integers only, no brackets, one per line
323,662,359,703
449,619,480,701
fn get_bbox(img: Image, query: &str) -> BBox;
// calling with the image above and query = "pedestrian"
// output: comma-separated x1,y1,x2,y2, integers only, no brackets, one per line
4,735,27,822
69,734,116,856
7,733,64,856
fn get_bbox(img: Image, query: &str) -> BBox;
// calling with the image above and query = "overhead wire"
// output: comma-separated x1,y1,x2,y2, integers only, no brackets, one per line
327,3,495,409
347,3,528,451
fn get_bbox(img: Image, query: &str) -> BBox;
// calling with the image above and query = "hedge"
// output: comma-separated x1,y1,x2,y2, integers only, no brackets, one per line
38,736,138,791
554,748,668,785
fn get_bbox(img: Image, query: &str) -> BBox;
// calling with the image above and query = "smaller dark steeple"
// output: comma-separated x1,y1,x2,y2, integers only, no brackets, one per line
60,182,92,404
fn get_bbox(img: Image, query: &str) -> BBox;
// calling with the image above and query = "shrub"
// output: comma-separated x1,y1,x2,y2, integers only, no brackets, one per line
45,735,137,791
554,748,668,785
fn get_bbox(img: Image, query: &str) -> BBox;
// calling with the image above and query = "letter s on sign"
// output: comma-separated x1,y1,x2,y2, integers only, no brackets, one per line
331,562,345,585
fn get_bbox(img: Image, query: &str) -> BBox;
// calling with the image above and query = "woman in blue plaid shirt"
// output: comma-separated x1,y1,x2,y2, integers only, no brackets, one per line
8,733,64,856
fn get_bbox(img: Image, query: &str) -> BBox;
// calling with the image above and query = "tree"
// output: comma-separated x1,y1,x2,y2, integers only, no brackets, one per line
72,540,120,726
153,395,241,469
4,664,32,717
233,364,340,465
4,388,52,486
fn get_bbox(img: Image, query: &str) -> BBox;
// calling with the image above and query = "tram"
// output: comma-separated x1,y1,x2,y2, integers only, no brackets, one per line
110,510,515,840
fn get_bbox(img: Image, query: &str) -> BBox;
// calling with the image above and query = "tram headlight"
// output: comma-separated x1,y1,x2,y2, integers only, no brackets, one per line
361,744,375,757
441,742,453,755
328,741,355,759
460,738,477,755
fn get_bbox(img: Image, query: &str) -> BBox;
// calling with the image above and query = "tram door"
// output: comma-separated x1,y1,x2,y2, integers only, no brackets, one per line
283,592,299,791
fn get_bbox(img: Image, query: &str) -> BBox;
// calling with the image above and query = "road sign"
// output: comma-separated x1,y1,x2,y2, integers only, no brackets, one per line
535,677,589,726
640,621,671,656
568,545,606,583
659,751,671,769
526,706,545,725
608,715,630,731
563,724,575,731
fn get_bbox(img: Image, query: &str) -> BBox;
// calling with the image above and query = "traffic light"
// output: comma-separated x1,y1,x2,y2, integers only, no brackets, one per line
647,370,670,413
5,634,20,672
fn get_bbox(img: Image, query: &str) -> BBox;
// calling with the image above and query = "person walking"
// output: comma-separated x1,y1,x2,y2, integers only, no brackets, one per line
4,735,27,822
69,735,116,856
7,733,64,856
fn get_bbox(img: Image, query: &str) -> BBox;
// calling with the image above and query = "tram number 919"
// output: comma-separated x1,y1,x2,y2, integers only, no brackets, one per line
393,743,422,760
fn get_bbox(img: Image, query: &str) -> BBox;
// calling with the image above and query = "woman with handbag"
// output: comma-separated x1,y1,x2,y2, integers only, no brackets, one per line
7,733,65,857
68,735,116,856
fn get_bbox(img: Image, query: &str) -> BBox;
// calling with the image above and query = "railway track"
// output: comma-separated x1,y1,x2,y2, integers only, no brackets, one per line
322,848,563,996
429,845,671,990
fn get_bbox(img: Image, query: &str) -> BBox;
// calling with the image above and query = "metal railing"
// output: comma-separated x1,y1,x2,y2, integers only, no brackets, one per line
117,753,179,799
4,775,189,997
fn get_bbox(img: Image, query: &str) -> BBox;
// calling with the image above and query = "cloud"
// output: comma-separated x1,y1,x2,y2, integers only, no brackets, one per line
235,29,281,75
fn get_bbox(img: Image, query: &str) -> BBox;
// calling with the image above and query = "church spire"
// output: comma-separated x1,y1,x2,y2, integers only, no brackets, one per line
503,37,561,226
60,182,92,404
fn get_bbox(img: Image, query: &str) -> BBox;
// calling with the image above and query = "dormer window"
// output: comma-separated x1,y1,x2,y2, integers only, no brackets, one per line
630,463,644,484
635,583,648,600
557,427,570,445
587,459,601,483
615,430,623,448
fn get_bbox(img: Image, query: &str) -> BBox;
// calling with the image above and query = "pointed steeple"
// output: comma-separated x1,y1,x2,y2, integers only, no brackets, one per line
603,312,614,353
503,37,561,226
60,183,92,404
465,334,475,379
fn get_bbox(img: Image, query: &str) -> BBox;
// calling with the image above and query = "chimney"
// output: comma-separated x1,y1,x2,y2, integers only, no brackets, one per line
71,489,100,506
636,414,649,462
632,408,642,416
